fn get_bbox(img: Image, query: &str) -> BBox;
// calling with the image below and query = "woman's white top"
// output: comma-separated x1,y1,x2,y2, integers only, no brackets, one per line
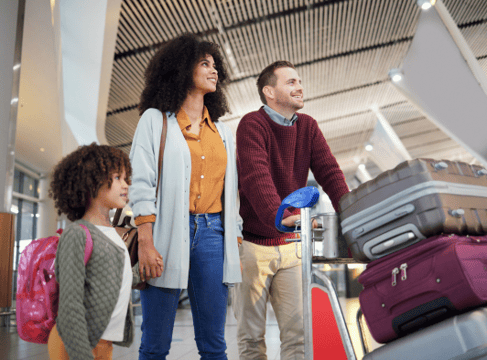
96,226,132,341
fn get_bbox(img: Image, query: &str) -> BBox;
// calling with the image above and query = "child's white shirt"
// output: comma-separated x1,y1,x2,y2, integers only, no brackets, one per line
95,226,132,342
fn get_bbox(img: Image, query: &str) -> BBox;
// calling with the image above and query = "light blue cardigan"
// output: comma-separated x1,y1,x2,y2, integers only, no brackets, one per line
129,108,242,289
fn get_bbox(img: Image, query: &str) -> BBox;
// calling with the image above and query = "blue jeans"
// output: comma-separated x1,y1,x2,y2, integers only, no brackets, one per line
139,213,228,360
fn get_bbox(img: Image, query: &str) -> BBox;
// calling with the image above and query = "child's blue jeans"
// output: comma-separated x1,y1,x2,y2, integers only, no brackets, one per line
138,213,228,360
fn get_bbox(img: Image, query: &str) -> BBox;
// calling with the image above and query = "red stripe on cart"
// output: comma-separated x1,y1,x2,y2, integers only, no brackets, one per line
312,287,348,359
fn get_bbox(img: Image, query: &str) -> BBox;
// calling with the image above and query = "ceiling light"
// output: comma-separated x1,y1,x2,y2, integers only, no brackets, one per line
40,148,45,152
417,0,433,10
11,97,18,105
13,63,20,70
388,69,403,82
392,74,402,82
358,164,366,170
365,143,374,151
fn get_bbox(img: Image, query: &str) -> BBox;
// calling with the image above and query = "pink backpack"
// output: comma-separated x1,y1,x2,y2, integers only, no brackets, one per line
16,224,93,344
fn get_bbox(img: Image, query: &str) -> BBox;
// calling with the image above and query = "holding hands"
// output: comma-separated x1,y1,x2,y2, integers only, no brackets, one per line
137,222,164,282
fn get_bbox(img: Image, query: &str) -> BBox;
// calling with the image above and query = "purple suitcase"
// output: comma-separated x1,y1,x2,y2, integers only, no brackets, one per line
358,233,487,344
339,159,487,262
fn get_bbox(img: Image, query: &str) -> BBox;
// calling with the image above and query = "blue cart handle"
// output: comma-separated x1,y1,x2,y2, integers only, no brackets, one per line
275,186,320,232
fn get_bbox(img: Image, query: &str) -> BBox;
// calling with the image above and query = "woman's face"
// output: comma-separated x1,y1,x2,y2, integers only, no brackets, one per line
192,54,218,95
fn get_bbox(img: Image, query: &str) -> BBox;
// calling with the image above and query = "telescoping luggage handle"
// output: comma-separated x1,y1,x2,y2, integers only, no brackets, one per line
276,187,357,360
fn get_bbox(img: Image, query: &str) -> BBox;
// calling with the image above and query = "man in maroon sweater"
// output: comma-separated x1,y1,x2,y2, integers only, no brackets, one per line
233,61,350,359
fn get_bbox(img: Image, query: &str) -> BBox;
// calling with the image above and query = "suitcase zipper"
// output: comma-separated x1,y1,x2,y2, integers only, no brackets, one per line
360,235,487,286
392,267,399,286
360,235,447,284
400,263,408,281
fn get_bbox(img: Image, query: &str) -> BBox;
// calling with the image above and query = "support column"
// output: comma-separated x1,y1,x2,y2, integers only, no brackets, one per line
60,0,123,149
0,0,24,328
390,0,487,167
0,0,24,213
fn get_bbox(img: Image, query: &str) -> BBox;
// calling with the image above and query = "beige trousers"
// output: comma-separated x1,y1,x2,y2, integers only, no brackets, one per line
232,241,304,360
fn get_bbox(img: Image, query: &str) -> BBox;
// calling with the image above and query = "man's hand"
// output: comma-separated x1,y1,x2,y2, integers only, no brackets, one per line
281,214,318,228
138,222,164,282
281,214,301,227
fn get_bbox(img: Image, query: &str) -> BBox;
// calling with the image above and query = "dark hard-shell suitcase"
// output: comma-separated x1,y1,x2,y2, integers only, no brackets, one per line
339,158,487,262
359,234,487,344
362,308,487,360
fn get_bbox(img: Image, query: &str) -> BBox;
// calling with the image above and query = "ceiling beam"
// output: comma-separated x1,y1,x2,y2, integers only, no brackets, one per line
114,0,359,61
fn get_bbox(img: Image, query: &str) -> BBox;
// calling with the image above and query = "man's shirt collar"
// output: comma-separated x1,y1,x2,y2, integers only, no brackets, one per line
263,105,297,126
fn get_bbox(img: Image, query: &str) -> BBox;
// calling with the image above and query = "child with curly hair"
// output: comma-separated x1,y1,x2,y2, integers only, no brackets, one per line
47,143,156,360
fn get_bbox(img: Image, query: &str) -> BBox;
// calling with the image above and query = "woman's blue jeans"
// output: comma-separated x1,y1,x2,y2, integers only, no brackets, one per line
138,213,228,360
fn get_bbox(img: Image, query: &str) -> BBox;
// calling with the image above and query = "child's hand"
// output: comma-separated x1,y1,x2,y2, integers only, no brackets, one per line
138,223,164,281
156,256,164,272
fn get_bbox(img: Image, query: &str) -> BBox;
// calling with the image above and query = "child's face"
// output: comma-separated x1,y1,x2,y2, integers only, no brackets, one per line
96,169,129,210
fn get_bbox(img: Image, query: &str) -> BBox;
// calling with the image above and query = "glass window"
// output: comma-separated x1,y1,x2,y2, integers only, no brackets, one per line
19,200,36,241
22,174,39,198
13,168,21,193
11,168,40,300
12,199,37,271
13,169,39,198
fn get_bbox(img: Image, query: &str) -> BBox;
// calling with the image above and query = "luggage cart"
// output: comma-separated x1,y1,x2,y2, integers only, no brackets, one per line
275,186,365,359
276,187,487,360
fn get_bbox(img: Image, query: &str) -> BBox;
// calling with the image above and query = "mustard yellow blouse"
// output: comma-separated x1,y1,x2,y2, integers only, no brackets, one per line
134,107,227,226
178,107,227,214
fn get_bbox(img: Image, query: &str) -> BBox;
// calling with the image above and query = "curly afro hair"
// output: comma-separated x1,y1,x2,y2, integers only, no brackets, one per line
139,33,230,121
49,143,132,222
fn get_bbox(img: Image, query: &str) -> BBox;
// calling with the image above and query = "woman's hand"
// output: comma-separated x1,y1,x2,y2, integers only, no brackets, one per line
138,222,164,281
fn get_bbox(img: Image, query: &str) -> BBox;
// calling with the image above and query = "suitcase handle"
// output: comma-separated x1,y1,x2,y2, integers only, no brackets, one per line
391,297,456,337
275,186,320,232
352,204,415,238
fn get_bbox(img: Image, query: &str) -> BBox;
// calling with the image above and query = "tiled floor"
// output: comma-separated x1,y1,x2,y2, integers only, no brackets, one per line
1,297,379,360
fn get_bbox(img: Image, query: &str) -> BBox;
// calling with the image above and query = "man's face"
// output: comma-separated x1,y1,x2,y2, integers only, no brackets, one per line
271,67,304,112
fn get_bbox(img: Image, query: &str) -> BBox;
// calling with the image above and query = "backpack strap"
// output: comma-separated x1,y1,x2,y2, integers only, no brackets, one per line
78,224,93,265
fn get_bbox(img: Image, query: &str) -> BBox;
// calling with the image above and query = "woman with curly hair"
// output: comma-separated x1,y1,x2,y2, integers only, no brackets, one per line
129,33,242,359
48,143,151,360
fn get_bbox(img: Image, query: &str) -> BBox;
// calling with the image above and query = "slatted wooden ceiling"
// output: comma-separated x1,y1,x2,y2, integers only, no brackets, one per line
105,0,487,181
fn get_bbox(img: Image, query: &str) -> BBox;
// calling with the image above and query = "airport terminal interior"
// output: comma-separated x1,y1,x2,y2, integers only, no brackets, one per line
1,0,487,359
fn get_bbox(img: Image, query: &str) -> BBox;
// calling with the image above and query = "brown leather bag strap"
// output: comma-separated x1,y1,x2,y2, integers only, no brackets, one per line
155,112,168,199
113,208,123,226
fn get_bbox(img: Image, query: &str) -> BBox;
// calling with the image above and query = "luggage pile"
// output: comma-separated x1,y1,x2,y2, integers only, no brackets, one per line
338,158,487,360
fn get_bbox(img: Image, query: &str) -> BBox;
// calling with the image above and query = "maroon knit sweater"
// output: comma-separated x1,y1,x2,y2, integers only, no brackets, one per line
236,107,350,246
